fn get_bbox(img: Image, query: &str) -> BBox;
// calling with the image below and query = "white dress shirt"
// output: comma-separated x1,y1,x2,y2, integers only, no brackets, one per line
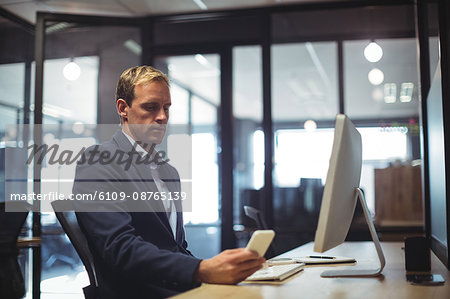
122,131,177,239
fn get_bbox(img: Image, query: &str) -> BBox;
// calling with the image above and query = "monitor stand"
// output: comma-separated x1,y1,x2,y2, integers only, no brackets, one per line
320,188,386,277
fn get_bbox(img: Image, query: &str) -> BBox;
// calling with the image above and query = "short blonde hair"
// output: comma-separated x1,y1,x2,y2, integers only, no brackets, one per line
115,65,169,106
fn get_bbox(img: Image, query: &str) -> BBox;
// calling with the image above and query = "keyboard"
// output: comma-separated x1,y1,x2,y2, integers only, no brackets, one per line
245,263,305,281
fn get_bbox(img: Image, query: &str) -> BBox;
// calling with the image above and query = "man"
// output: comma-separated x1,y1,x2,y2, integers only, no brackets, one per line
73,66,265,298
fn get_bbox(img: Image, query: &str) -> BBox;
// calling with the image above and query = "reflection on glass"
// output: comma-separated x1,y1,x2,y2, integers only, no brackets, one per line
233,47,263,121
191,133,218,223
384,83,397,103
232,46,263,235
273,126,408,213
360,127,407,160
192,96,216,125
39,24,141,297
344,39,419,118
271,42,338,121
156,54,220,259
364,41,383,63
37,56,99,296
252,130,264,190
359,127,408,212
164,55,220,225
368,68,384,86
271,42,338,252
429,36,440,79
36,57,99,124
0,63,25,140
165,55,220,105
0,63,25,106
62,61,81,81
274,129,334,186
400,82,414,103
168,84,189,125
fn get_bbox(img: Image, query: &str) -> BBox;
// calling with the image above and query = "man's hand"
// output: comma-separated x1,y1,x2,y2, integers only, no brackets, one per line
194,248,265,284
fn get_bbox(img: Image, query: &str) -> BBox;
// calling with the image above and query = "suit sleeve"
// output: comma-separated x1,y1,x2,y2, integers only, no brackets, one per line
72,148,201,287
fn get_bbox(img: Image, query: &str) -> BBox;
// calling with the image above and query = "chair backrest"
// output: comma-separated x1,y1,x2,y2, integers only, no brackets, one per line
0,202,30,248
243,205,278,257
243,206,268,229
0,202,30,299
51,201,98,298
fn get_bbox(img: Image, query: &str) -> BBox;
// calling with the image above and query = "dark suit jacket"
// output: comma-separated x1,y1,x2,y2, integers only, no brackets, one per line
73,130,201,299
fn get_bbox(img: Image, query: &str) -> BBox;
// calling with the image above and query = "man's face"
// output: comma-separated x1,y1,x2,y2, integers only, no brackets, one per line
122,80,171,145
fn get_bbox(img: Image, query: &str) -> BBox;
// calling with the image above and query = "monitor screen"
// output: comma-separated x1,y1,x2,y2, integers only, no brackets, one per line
427,62,449,268
314,114,362,253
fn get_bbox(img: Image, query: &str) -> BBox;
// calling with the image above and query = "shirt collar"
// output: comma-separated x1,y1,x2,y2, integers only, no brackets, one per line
122,130,161,170
122,130,149,158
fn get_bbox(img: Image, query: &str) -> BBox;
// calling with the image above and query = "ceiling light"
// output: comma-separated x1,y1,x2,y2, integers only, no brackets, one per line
384,83,397,103
123,39,142,55
304,120,317,132
63,60,81,81
364,41,383,63
193,0,208,10
372,88,383,102
43,133,55,144
195,54,209,67
400,82,414,102
6,126,17,140
287,79,309,99
45,22,71,34
72,122,85,135
43,103,72,118
368,68,384,85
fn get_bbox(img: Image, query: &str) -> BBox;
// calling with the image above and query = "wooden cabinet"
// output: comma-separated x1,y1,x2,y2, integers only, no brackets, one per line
374,164,424,227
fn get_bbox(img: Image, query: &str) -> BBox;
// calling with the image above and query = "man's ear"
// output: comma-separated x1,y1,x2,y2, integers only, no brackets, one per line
116,99,128,121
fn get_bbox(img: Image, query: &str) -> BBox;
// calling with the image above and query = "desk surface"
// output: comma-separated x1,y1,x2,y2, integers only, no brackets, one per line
173,242,450,299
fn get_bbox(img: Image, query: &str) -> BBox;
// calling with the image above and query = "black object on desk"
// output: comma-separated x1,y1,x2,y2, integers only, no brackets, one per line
405,236,431,272
406,274,445,285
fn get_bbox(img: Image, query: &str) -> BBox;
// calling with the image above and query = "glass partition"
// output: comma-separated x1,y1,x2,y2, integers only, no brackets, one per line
155,54,221,259
39,22,141,298
232,45,263,246
271,42,338,122
0,13,34,298
271,41,338,253
344,38,419,119
344,38,422,230
0,63,25,131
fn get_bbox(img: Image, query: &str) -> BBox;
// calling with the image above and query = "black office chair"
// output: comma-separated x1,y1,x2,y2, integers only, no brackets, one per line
243,206,278,257
0,202,31,299
243,206,268,229
51,201,98,299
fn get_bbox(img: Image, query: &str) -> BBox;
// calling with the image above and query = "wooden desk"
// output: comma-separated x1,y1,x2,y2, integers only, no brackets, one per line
173,242,450,299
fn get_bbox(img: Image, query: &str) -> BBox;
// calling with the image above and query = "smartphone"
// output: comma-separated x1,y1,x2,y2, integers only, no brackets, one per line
406,274,445,286
245,230,275,257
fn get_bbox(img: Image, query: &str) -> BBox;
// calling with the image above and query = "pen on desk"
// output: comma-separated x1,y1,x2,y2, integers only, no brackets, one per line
307,255,336,259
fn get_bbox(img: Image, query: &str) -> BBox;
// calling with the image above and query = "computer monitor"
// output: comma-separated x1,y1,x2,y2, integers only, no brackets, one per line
313,114,385,277
427,62,449,269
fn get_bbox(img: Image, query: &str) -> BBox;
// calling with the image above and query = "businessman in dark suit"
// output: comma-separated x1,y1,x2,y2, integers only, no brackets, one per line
73,66,265,298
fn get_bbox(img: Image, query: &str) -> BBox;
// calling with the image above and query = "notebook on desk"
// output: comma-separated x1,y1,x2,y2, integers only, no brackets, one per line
295,256,356,265
245,263,305,281
268,255,356,266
